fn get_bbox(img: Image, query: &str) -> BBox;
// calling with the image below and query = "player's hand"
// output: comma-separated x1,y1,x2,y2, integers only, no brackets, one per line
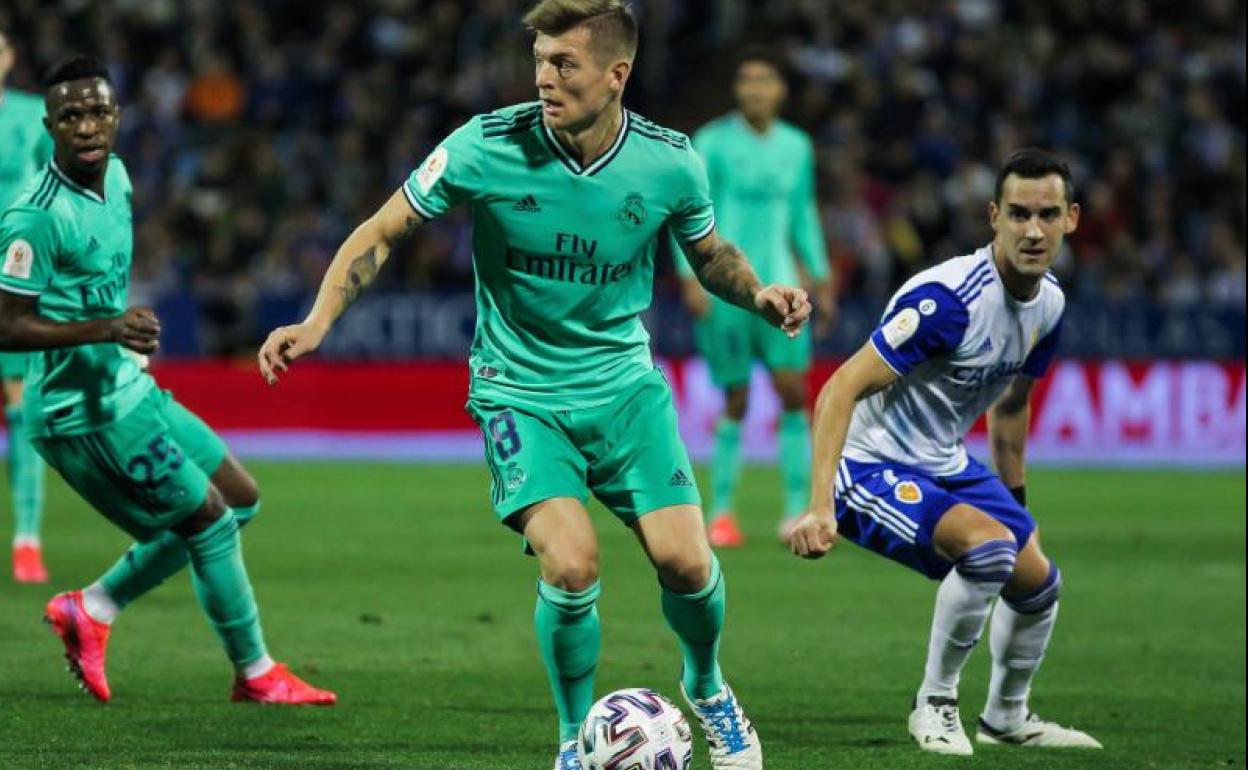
754,284,811,338
788,510,839,559
111,307,160,355
681,279,711,320
814,281,838,338
258,322,326,385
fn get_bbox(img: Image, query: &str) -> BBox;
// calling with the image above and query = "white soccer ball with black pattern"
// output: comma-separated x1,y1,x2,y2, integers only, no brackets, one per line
578,688,694,770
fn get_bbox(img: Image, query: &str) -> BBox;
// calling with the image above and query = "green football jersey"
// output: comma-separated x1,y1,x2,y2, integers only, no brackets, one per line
675,113,828,286
0,156,152,437
404,102,716,410
0,89,54,208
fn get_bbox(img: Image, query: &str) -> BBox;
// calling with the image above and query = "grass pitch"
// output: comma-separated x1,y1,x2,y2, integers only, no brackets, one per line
1,464,1243,770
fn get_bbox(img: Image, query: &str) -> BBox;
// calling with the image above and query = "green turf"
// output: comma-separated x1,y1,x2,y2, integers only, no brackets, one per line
1,465,1243,770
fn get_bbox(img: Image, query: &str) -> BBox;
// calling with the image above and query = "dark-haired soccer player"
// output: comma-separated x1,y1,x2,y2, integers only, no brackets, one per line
0,28,53,582
677,46,834,548
0,56,334,705
790,148,1102,754
259,1,808,767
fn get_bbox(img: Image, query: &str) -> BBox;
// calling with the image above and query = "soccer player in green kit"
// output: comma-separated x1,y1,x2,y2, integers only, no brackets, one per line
0,57,334,705
676,48,835,549
0,28,53,582
259,2,809,767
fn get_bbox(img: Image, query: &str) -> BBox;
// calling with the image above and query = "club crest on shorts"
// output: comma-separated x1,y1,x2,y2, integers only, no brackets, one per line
505,463,526,492
895,481,923,504
619,192,647,229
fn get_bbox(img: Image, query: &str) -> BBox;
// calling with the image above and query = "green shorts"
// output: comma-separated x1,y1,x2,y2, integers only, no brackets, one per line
467,368,701,530
32,388,229,542
0,351,29,381
694,299,811,388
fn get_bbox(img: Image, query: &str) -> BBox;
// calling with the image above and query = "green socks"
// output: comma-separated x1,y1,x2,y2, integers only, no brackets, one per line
184,510,268,668
662,555,726,700
5,405,45,543
536,579,601,743
711,418,743,517
98,502,261,611
778,410,812,519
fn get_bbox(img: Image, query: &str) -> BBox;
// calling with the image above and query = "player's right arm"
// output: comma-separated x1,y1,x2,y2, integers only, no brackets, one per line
0,208,159,354
790,282,971,559
790,342,898,559
259,117,483,384
257,190,422,384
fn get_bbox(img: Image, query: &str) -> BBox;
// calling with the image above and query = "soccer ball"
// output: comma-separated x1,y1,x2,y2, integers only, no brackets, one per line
578,688,694,770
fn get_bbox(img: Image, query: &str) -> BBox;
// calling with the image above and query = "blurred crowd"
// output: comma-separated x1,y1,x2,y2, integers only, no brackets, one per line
2,0,1244,353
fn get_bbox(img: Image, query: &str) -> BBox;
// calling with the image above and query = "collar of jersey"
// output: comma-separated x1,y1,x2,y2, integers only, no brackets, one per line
540,109,630,177
51,159,106,204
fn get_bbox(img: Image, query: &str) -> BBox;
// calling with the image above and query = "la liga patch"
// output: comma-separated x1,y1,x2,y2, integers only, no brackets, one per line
882,307,920,348
3,239,34,280
416,146,449,195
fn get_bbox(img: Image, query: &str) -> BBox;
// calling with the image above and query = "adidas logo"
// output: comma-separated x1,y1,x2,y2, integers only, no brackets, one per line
668,469,693,487
512,194,541,213
977,337,993,354
86,236,101,253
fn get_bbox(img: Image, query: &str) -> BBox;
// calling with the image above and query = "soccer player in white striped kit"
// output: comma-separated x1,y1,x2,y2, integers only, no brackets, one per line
789,148,1102,755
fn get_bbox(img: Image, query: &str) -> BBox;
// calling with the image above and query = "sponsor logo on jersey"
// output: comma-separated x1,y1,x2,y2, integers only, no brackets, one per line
3,239,34,280
895,481,923,504
918,298,937,316
950,360,1023,389
882,307,920,348
512,194,542,213
619,192,647,229
415,146,448,195
505,247,633,286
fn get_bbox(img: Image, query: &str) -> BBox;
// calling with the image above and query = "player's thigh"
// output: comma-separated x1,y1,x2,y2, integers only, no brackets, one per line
585,370,701,524
631,503,712,592
32,396,210,542
833,458,966,579
755,316,812,380
467,399,589,528
695,301,753,389
515,497,600,591
939,458,1037,555
156,390,257,508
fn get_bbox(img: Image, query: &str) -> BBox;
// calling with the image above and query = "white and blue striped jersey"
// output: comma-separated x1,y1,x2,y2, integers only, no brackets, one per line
842,244,1064,477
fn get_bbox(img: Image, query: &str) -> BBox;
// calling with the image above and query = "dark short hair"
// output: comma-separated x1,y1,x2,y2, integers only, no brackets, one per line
735,45,787,80
42,55,111,90
523,0,638,61
994,148,1075,205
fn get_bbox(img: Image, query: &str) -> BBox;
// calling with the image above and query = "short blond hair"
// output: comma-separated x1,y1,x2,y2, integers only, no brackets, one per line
523,0,638,62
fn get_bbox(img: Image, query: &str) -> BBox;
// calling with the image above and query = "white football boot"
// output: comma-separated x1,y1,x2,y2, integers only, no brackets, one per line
908,696,973,755
976,714,1103,749
681,682,763,769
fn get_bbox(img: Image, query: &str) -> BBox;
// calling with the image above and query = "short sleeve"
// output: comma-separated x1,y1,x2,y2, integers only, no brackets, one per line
667,146,716,245
1022,318,1062,378
0,208,59,297
870,283,970,376
402,117,484,220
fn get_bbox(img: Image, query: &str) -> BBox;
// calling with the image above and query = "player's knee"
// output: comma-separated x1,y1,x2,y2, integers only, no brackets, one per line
655,551,712,594
543,553,600,593
171,486,228,539
774,378,807,411
952,536,1018,585
227,475,260,510
1004,563,1062,614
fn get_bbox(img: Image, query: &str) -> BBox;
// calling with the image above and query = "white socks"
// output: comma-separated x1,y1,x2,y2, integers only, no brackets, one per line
241,654,276,680
982,601,1060,730
82,582,120,625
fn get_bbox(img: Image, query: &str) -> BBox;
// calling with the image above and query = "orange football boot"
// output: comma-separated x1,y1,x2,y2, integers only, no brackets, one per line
44,590,111,702
13,543,49,583
707,513,745,548
231,663,337,705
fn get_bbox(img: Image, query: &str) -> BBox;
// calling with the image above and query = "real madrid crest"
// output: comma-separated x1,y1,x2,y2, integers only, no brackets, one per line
619,192,647,229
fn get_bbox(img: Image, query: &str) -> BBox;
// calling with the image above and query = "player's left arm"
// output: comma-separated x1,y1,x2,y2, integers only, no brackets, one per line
679,230,811,338
988,375,1034,501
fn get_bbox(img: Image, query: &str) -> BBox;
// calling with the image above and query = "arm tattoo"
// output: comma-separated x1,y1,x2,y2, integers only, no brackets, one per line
691,240,762,311
338,246,380,307
385,215,423,247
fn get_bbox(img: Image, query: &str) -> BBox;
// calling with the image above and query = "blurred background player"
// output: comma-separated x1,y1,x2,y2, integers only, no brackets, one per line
0,56,334,705
258,2,812,767
677,46,834,548
790,149,1101,754
0,28,52,582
